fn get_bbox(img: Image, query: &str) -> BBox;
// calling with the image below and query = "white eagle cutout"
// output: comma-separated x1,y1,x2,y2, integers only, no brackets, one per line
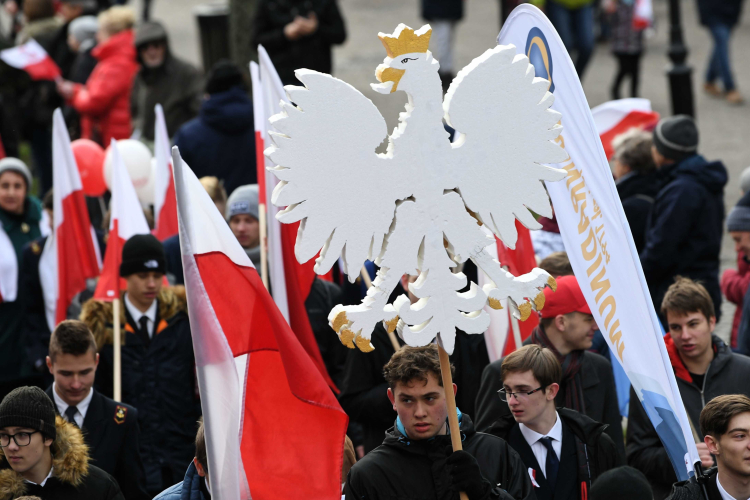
266,24,568,354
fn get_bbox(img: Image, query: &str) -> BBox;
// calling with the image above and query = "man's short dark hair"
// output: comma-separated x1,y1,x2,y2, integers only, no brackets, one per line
48,320,97,362
661,276,715,321
196,417,208,475
700,394,750,437
383,344,453,390
500,344,561,388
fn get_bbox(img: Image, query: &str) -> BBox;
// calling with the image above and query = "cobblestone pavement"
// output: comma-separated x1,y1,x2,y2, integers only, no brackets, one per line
146,0,750,339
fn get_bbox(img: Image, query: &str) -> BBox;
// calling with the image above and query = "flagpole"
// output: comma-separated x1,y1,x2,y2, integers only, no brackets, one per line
258,203,269,289
113,297,122,402
438,344,468,500
509,312,523,353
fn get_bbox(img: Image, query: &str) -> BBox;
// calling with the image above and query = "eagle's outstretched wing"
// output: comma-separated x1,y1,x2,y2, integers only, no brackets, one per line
267,69,409,276
444,45,568,249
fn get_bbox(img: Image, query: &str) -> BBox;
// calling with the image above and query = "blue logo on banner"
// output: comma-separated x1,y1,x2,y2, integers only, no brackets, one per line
525,28,554,93
639,388,692,480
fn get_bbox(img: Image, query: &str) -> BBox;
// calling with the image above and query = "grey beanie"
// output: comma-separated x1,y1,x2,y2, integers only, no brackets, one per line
653,115,699,162
740,166,750,194
728,190,750,233
0,157,31,188
225,184,259,222
69,16,98,48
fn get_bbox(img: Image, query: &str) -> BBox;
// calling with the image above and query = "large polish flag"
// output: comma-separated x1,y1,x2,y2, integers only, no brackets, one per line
591,98,659,160
251,47,337,391
152,104,178,241
173,146,348,500
94,140,150,300
0,39,61,81
51,109,100,322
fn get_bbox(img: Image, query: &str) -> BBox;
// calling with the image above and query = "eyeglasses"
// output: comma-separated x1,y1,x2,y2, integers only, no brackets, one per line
0,431,39,447
498,386,546,402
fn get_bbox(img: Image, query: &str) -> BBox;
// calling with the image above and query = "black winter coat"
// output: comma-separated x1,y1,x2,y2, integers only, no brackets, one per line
696,0,744,27
45,387,150,500
666,467,722,500
475,348,625,461
486,408,623,500
615,171,660,253
20,236,52,380
422,0,463,20
84,289,201,495
345,414,534,500
339,325,490,453
173,87,256,195
0,416,125,500
252,0,346,85
640,155,727,321
305,277,349,389
627,336,750,499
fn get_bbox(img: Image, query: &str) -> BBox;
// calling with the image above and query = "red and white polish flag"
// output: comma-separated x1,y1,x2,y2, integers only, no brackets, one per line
173,146,349,500
51,108,101,322
152,104,178,241
0,39,61,81
94,139,150,301
591,98,660,160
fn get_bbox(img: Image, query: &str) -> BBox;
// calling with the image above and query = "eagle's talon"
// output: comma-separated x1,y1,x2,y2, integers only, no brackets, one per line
355,335,375,352
340,328,356,348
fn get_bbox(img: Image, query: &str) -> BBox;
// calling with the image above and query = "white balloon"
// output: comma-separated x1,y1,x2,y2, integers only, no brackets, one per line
136,160,156,207
103,140,153,191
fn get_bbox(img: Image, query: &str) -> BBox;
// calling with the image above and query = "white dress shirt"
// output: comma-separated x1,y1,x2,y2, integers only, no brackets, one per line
124,293,158,338
519,412,563,479
52,382,93,428
717,474,746,500
24,466,54,486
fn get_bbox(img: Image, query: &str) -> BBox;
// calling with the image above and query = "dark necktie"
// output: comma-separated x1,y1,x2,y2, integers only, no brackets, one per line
65,406,78,427
540,436,559,490
139,316,151,343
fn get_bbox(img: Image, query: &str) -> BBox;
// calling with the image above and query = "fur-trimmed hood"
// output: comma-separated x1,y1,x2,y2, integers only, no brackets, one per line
80,286,187,350
0,416,89,499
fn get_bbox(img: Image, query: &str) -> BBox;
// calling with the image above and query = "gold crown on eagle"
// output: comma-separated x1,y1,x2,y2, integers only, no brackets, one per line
378,24,432,58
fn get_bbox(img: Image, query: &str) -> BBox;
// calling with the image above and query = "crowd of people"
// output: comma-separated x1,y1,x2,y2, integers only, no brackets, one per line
0,0,749,499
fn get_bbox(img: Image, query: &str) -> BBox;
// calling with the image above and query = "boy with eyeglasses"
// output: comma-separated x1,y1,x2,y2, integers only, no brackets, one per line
0,386,124,499
485,344,622,500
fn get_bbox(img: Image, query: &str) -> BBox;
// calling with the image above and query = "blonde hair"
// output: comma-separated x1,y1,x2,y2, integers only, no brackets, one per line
200,176,228,205
98,6,135,36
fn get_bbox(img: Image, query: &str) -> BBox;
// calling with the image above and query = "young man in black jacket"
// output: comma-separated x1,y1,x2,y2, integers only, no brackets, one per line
486,345,622,500
345,344,533,500
475,276,624,460
667,395,750,500
627,278,750,499
45,320,149,500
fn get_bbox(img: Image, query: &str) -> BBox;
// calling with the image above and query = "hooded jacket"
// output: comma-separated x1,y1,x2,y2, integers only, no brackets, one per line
640,155,727,320
132,22,202,140
153,462,210,500
485,407,623,500
81,286,201,495
345,414,534,500
0,415,124,500
173,87,256,195
69,29,139,146
626,335,750,499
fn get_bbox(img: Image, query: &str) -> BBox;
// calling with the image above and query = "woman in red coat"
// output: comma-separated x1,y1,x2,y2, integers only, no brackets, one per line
57,6,138,146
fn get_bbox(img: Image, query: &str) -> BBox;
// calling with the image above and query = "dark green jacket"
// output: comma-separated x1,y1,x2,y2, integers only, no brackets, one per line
0,196,43,382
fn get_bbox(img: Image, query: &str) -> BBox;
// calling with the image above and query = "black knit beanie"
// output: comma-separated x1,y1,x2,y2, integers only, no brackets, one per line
0,387,57,441
590,466,653,500
728,190,750,233
119,234,166,277
653,115,699,162
205,59,247,95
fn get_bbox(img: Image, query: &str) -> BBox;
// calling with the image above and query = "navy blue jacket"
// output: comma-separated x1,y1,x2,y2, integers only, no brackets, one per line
697,0,744,27
173,86,256,196
640,155,727,318
154,462,209,500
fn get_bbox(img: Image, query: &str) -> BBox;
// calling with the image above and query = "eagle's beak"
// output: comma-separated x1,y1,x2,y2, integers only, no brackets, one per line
372,65,405,94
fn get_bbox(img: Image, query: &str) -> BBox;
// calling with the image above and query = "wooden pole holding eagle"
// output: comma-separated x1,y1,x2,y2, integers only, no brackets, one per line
265,23,567,497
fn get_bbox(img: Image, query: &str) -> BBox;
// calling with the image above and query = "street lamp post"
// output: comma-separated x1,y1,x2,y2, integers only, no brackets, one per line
667,0,695,116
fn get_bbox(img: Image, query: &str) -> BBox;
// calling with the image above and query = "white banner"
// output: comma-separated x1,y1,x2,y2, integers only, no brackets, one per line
499,5,699,480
